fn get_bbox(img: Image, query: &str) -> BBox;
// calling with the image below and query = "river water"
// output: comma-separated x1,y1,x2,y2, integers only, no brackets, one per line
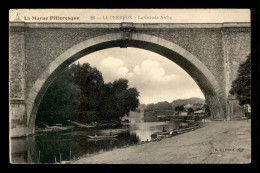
11,118,178,163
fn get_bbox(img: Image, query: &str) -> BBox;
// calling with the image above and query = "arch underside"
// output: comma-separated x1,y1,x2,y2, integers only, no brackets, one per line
27,33,226,135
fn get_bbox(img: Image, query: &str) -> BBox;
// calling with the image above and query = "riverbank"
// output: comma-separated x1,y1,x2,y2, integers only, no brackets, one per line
73,120,251,164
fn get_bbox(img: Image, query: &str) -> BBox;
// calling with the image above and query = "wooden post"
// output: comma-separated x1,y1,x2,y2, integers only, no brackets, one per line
54,156,57,163
38,151,40,163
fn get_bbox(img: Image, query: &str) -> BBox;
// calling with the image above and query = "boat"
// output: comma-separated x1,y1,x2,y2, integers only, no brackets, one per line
44,124,74,132
121,119,131,126
121,119,131,123
88,134,118,139
35,128,53,133
151,131,171,138
88,138,118,141
179,122,189,128
68,121,96,128
36,124,74,133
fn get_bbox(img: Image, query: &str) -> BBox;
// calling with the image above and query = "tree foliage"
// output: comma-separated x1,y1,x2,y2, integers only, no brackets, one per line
187,108,194,115
146,101,172,111
175,105,185,112
77,64,104,112
36,66,79,127
98,79,139,121
203,104,210,117
229,54,251,106
36,63,140,126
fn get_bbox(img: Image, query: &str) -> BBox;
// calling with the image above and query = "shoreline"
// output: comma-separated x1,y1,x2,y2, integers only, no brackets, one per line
73,120,251,164
71,121,203,162
71,124,190,162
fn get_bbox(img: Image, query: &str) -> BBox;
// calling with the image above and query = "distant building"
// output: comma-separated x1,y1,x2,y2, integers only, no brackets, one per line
193,103,203,110
184,104,193,110
194,110,205,115
179,111,188,116
243,104,251,113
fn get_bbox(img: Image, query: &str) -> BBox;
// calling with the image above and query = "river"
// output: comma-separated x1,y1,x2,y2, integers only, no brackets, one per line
10,114,178,163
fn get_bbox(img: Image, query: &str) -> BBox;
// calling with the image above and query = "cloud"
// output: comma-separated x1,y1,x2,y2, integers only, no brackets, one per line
133,60,177,83
96,56,133,83
96,57,179,85
77,50,205,104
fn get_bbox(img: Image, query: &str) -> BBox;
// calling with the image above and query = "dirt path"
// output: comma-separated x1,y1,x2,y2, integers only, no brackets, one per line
73,120,251,164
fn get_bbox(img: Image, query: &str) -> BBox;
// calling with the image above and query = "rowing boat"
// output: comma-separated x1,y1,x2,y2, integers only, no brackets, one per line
88,135,118,139
88,138,118,141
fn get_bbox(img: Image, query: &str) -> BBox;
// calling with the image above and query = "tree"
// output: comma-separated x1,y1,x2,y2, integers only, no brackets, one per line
36,63,140,125
113,78,129,93
77,63,104,113
116,87,140,118
98,82,117,121
154,101,172,110
99,79,139,121
146,104,155,111
187,108,194,115
195,107,202,111
175,105,184,113
146,101,173,111
203,104,210,117
36,66,79,126
230,54,251,106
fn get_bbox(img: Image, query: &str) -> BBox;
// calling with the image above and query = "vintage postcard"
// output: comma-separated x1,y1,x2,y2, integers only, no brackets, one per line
9,9,251,164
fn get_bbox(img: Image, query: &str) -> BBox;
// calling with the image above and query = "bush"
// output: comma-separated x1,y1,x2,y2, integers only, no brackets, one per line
245,112,251,119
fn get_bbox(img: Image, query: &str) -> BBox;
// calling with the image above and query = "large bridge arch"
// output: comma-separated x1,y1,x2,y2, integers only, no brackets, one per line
26,32,226,135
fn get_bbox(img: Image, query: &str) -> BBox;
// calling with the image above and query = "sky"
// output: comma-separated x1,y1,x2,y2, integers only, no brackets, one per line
76,48,205,105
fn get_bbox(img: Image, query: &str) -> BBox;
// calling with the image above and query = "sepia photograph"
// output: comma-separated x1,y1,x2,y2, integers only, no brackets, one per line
9,9,251,164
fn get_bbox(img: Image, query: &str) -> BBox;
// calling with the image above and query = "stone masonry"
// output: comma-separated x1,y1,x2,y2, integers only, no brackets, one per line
9,22,251,137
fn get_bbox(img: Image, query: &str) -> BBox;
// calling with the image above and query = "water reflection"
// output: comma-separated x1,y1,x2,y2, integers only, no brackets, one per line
129,121,178,141
11,121,178,163
11,136,37,163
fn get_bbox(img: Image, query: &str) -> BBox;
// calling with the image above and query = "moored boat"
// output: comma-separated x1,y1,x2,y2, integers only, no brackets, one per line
36,124,74,134
151,131,171,138
45,124,74,131
121,119,131,123
88,134,118,139
68,121,96,128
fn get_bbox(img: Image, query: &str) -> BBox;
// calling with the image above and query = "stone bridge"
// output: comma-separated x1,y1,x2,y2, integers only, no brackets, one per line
9,22,250,137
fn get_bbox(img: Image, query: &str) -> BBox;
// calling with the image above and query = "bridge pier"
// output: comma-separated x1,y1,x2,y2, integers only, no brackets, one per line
10,99,28,137
10,24,28,138
204,94,226,120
